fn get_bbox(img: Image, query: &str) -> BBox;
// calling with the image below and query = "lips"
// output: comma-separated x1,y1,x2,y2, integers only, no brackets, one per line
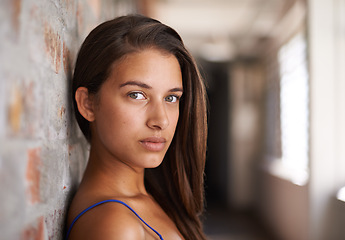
139,137,167,152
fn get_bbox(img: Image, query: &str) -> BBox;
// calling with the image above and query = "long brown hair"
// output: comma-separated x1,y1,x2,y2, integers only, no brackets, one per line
72,14,208,240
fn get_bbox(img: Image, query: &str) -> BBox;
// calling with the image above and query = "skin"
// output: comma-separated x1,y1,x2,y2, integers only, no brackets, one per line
67,48,184,239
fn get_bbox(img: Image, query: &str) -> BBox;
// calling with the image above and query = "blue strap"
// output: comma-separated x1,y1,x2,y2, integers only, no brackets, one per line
65,199,163,240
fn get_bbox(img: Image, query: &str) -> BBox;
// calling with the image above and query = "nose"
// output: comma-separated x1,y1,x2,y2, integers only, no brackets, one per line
146,101,169,130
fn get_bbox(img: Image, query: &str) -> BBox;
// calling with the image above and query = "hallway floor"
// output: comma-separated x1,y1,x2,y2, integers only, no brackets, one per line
203,206,276,240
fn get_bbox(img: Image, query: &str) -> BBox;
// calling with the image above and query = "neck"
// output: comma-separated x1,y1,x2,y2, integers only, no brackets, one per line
79,145,148,198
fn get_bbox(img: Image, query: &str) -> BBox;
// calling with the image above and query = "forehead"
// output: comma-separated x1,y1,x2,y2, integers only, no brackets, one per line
107,48,183,88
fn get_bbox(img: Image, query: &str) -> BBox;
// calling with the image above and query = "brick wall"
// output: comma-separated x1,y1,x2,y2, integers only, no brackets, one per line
0,0,137,239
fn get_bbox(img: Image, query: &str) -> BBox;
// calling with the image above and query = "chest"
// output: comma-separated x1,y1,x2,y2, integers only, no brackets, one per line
134,202,184,240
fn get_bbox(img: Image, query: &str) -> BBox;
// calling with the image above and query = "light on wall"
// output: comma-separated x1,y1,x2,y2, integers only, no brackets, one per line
337,186,345,202
198,37,236,62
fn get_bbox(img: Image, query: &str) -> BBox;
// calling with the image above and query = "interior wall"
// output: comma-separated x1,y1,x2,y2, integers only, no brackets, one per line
308,0,345,239
229,60,266,210
0,1,136,239
253,0,345,239
256,1,310,239
259,173,309,240
258,31,309,240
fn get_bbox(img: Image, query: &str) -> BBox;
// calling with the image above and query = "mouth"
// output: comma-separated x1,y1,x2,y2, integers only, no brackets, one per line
139,137,167,152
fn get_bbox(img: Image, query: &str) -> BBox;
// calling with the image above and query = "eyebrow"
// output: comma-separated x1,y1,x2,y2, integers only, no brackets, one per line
119,81,152,89
119,80,183,93
168,87,184,93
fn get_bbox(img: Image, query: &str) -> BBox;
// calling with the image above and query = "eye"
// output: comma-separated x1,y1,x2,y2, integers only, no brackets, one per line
165,95,179,103
128,92,146,100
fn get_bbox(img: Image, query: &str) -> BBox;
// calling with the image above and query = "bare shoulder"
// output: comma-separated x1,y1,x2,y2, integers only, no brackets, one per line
68,200,145,240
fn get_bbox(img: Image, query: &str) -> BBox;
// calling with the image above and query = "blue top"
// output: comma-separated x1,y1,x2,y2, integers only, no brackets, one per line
65,199,163,240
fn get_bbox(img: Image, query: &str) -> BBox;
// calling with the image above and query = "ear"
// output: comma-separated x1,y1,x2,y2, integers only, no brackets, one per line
75,87,96,122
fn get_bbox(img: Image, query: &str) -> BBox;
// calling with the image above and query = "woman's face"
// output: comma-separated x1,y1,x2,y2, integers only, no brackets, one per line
90,48,183,170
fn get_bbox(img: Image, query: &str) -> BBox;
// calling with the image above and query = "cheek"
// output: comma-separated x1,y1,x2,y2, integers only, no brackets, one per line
110,107,144,136
170,110,180,129
96,105,128,132
96,111,134,146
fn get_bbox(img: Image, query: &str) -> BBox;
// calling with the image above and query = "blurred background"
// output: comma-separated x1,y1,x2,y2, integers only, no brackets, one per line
1,0,345,239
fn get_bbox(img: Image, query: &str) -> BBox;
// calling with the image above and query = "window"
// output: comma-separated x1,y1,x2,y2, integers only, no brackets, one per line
277,32,309,185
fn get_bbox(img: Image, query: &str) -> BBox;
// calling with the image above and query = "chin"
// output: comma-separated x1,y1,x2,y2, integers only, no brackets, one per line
141,156,164,169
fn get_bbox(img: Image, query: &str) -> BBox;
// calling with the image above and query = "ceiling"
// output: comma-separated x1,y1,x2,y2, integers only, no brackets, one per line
149,0,305,61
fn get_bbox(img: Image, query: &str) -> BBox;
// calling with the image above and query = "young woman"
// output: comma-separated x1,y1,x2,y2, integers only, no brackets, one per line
66,15,208,240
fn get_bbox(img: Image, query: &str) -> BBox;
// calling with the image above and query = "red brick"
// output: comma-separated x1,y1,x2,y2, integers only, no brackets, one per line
63,41,71,75
8,85,23,133
11,0,21,33
21,216,45,240
44,23,61,73
26,148,41,204
88,0,101,18
58,106,66,119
